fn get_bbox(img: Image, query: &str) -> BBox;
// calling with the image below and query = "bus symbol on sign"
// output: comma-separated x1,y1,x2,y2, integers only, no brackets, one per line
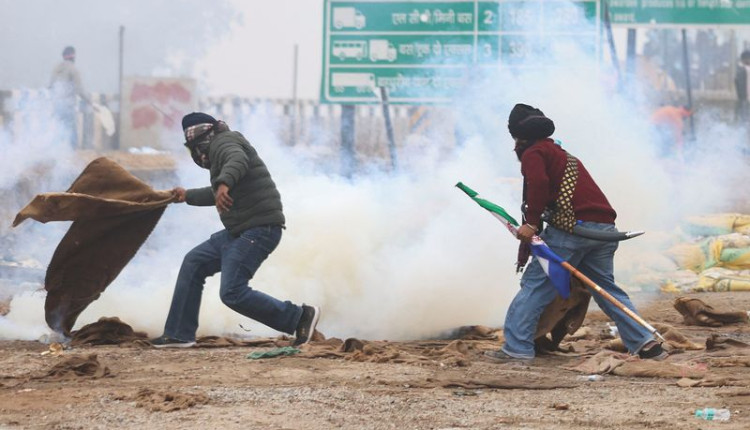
333,41,367,60
333,7,366,29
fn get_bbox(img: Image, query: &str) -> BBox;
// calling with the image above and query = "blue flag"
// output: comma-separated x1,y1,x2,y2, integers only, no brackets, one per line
530,238,571,299
456,181,571,299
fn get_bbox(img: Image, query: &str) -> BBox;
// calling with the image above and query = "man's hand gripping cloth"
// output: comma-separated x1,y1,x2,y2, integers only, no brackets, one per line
13,157,176,335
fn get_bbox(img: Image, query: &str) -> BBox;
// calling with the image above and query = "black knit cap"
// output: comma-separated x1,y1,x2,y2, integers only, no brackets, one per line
182,112,217,131
62,46,75,59
508,103,555,140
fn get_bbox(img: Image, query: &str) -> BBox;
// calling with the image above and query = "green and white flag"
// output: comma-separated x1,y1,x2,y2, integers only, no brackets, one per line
455,182,519,235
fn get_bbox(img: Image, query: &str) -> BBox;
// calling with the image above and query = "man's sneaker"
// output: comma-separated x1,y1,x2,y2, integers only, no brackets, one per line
483,349,533,364
293,305,320,347
638,341,668,361
150,335,195,349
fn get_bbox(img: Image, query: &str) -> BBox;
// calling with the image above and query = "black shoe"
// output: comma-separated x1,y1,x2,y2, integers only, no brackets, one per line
293,305,320,347
150,335,195,349
638,341,668,360
483,349,533,364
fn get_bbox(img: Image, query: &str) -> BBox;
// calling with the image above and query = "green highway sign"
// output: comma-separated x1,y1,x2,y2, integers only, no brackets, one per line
321,0,600,104
608,0,750,27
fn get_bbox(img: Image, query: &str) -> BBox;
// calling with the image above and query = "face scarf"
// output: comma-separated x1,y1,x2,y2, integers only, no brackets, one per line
184,123,215,168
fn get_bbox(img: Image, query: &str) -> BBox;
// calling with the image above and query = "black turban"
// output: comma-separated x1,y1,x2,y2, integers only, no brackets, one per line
182,112,217,131
507,103,555,140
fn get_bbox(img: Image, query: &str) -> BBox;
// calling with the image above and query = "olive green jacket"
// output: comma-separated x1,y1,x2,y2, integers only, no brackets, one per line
185,130,285,235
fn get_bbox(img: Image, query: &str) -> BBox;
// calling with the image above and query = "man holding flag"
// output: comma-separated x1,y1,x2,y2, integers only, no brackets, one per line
486,103,666,362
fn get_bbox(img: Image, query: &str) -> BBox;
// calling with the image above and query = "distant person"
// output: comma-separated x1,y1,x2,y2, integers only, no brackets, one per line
650,104,691,158
49,46,89,149
736,50,750,123
150,112,320,348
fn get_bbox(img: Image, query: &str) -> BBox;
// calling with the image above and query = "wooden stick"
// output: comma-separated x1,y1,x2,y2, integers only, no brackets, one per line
561,261,666,343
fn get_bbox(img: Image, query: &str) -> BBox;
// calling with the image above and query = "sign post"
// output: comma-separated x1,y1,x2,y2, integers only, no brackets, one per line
321,0,600,105
607,0,750,27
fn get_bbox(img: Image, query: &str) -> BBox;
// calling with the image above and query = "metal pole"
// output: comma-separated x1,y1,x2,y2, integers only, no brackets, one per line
625,28,636,89
340,105,356,177
681,29,695,142
601,0,622,89
117,25,124,150
291,44,298,146
379,87,398,171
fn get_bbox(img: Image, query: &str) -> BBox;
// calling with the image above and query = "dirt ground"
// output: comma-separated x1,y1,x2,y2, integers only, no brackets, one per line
2,292,750,430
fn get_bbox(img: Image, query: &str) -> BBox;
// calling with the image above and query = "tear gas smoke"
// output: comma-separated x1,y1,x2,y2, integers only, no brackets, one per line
1,1,747,341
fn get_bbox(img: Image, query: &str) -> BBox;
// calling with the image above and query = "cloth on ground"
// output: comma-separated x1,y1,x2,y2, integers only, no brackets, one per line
196,336,284,348
35,354,110,380
298,337,483,367
677,376,750,388
535,278,591,353
70,317,149,346
13,157,175,335
605,323,703,352
440,325,500,340
564,350,707,379
246,346,300,359
706,334,750,351
409,375,578,390
673,297,749,326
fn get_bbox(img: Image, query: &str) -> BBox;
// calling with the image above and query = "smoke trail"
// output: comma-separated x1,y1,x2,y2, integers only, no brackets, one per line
3,1,748,342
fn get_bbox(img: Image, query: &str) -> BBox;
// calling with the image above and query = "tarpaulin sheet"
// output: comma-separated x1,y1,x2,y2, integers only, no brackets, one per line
13,157,174,334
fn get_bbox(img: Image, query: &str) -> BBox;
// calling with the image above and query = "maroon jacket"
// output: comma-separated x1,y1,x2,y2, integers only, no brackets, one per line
520,139,616,227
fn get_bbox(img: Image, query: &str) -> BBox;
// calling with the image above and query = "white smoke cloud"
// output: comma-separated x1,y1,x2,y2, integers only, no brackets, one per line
2,1,748,342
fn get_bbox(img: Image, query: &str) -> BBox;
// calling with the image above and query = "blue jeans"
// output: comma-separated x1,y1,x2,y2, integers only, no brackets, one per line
163,225,302,342
502,222,653,359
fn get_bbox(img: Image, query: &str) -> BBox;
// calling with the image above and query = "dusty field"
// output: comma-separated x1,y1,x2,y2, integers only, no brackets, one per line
2,292,750,430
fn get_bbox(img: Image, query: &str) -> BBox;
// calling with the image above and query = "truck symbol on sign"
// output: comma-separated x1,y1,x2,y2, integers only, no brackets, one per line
332,72,375,93
333,7,366,29
368,40,397,62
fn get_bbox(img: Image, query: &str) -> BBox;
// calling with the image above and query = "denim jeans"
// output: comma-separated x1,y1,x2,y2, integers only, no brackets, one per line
163,225,302,342
502,222,653,359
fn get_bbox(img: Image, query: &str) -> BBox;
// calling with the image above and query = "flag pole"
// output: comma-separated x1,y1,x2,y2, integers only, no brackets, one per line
456,182,666,343
560,261,665,342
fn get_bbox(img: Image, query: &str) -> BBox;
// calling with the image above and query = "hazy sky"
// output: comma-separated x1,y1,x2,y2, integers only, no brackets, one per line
3,0,749,101
0,0,322,99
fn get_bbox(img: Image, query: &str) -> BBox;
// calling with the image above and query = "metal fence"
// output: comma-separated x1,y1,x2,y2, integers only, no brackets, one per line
0,90,457,169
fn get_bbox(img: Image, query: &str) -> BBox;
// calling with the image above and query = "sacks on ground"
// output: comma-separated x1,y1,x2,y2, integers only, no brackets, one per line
659,270,701,293
681,214,750,237
694,268,750,292
666,233,750,273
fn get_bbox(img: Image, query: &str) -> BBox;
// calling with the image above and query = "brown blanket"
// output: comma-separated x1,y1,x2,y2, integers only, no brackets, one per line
673,297,749,327
535,278,591,352
13,157,175,334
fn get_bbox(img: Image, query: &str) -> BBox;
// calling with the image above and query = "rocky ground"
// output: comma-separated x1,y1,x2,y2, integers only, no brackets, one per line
2,292,750,430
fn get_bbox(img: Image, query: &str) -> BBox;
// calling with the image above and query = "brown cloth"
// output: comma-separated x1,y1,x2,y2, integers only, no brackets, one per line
564,350,707,379
35,354,111,380
673,297,749,327
13,157,175,335
535,278,591,352
605,323,704,352
70,317,150,347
